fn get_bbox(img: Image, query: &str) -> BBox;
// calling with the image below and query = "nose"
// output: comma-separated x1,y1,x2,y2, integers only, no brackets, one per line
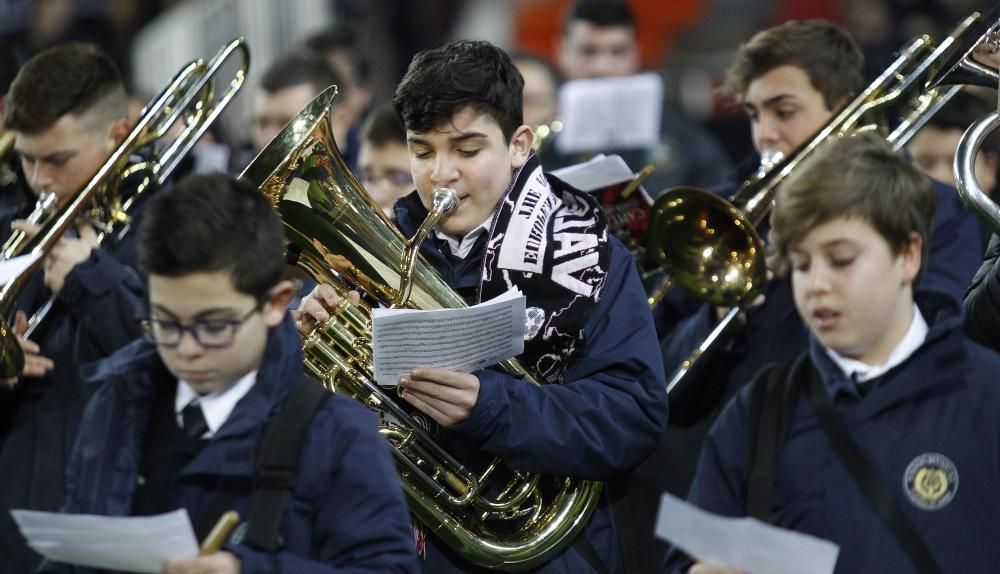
803,262,832,295
754,115,781,154
174,329,205,358
26,162,52,194
430,154,459,187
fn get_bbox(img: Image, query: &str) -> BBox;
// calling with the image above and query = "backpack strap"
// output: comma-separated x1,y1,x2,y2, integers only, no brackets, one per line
744,354,809,520
242,375,330,551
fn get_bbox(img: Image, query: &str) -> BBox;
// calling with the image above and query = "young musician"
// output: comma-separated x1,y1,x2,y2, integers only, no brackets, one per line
38,174,418,574
628,20,983,571
298,39,667,573
664,131,1000,574
0,43,147,573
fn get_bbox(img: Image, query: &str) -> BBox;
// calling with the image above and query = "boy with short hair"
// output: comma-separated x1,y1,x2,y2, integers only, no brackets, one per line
300,39,667,573
0,42,147,573
39,174,418,573
663,132,1000,573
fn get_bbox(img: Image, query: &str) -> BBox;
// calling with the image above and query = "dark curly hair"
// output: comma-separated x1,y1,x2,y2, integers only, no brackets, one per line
392,40,524,142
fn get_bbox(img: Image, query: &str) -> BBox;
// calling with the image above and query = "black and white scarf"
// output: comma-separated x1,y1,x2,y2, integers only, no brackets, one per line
480,154,610,383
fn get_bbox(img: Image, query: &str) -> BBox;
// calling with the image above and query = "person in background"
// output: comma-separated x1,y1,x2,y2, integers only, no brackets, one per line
358,103,412,216
511,51,561,131
907,89,998,250
545,0,733,195
236,52,348,171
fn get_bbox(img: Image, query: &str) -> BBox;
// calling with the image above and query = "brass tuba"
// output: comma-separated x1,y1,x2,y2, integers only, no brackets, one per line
0,38,250,377
648,9,999,394
240,86,602,572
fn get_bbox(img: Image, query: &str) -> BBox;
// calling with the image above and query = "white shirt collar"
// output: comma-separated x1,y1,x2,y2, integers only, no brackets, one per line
433,219,491,259
825,304,928,384
175,369,258,438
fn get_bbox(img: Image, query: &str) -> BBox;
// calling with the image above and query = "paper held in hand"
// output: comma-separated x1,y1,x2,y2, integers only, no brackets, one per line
371,288,527,386
11,508,200,573
655,492,840,574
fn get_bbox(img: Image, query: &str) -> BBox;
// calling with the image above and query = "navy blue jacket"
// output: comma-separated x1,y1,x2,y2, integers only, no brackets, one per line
663,292,1000,573
0,218,148,574
38,317,419,574
394,190,668,573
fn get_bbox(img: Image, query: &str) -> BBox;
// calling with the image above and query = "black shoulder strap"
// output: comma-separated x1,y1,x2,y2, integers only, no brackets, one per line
804,367,942,574
744,354,807,520
242,375,330,551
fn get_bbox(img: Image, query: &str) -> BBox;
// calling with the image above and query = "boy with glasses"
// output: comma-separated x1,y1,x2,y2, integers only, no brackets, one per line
38,173,418,574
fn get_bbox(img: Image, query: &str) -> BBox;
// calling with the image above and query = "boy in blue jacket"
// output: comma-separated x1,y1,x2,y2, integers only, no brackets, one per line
664,132,1000,573
38,174,418,574
298,40,668,573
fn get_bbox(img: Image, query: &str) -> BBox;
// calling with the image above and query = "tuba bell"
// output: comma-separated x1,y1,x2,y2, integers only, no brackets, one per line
240,86,602,572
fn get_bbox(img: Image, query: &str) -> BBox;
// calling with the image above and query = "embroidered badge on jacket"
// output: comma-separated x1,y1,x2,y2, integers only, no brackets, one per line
903,452,959,510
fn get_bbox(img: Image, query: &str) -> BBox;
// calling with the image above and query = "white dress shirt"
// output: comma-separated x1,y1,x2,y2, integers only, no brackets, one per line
175,369,258,439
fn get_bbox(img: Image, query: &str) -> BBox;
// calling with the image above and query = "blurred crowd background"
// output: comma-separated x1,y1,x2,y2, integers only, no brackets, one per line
1,0,997,174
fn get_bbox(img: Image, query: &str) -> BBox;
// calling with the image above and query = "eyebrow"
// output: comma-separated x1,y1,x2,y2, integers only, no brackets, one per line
16,148,77,162
150,304,242,320
743,94,798,111
791,238,857,254
407,132,489,146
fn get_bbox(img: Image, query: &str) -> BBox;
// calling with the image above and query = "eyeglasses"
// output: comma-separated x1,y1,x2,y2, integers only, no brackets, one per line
362,168,413,188
140,300,265,349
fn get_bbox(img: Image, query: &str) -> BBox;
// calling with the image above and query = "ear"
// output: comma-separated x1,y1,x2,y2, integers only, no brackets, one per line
509,124,534,169
262,280,296,327
899,231,923,285
106,118,132,147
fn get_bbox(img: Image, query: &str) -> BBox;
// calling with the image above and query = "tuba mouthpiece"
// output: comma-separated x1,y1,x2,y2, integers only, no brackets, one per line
432,186,460,216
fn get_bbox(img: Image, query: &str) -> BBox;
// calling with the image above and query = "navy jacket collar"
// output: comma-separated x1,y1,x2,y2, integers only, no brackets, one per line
808,289,966,417
82,315,305,478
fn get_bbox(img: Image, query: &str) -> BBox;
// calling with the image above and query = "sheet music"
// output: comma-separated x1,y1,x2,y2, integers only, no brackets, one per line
11,508,200,573
655,493,840,574
556,73,663,154
371,288,526,386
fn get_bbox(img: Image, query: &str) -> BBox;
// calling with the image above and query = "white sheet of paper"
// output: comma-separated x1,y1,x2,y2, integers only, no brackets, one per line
371,288,526,386
0,252,42,285
556,73,663,154
655,493,840,574
11,508,200,573
549,153,651,202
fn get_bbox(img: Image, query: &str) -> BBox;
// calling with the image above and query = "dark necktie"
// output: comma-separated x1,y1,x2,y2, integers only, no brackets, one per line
181,401,209,439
